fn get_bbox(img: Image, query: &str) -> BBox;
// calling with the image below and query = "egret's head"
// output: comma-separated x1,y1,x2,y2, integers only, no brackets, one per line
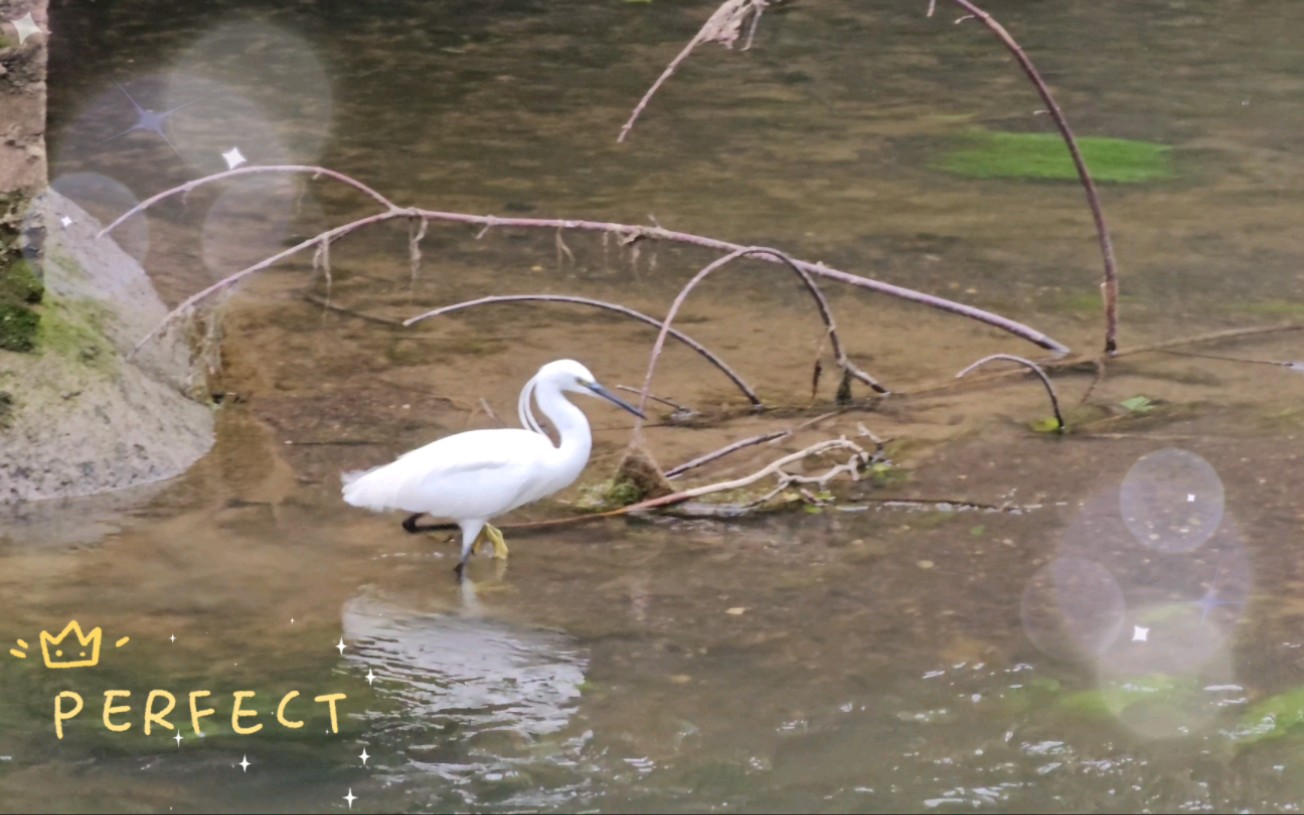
539,359,645,419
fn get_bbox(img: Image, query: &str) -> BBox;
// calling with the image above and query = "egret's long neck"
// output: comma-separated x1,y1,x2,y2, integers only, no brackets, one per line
532,384,592,457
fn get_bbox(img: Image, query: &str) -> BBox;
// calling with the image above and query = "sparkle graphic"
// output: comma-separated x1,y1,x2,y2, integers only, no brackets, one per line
59,215,72,228
359,747,370,766
98,82,197,159
222,147,247,169
237,755,251,772
343,789,357,809
170,634,176,643
10,11,42,44
365,669,376,686
335,637,346,656
1132,625,1150,643
174,732,183,747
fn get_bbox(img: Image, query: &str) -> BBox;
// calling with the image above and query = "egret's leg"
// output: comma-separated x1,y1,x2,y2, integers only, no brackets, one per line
482,524,510,560
401,513,424,534
455,520,486,580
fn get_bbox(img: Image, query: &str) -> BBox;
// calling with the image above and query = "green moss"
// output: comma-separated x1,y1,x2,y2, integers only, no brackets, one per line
0,189,43,353
603,476,644,508
0,302,39,351
936,130,1175,183
0,258,43,304
37,296,114,372
0,390,12,429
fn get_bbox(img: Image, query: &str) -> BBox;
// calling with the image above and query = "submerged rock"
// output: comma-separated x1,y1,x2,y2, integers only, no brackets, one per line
0,191,214,502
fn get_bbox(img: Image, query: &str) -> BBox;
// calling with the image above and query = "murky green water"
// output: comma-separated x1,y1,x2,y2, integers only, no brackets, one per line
7,0,1304,811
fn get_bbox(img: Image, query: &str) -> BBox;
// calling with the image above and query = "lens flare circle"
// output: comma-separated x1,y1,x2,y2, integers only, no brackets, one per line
1021,557,1126,662
1120,448,1225,553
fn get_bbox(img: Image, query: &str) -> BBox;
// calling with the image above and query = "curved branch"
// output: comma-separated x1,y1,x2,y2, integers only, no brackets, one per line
763,247,889,396
129,208,411,354
946,0,1120,354
98,165,400,238
956,353,1064,432
404,295,762,407
637,245,878,424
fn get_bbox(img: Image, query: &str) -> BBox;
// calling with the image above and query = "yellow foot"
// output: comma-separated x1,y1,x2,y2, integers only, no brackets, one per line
471,524,511,560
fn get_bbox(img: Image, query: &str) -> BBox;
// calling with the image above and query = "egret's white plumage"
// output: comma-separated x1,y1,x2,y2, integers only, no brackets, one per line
342,359,643,574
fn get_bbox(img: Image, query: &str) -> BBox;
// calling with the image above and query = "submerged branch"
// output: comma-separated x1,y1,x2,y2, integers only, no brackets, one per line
107,164,1069,360
956,353,1065,432
665,430,790,479
635,246,892,427
98,164,400,237
404,294,762,407
944,0,1120,354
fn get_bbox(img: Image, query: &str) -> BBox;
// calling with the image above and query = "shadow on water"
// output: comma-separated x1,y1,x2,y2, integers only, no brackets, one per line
7,0,1304,811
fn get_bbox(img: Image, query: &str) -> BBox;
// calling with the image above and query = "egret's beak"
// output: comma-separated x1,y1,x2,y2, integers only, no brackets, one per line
586,381,646,419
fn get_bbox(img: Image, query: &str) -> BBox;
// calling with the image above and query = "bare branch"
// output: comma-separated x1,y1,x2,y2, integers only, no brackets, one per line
408,216,429,286
111,165,1071,356
944,0,1120,354
666,430,790,479
618,0,770,143
955,353,1065,432
635,246,889,426
129,208,412,355
404,294,763,407
98,164,400,238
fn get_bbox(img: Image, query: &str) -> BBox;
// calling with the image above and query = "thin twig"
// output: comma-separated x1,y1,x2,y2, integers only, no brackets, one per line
127,209,407,354
909,324,1304,401
404,294,762,407
618,0,770,143
408,216,429,287
478,397,503,427
1155,348,1302,368
944,0,1120,354
97,164,399,237
635,246,886,428
311,234,333,307
665,430,790,479
956,353,1065,432
614,385,695,414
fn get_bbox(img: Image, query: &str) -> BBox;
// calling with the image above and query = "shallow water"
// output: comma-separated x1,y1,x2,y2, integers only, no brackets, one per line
7,0,1304,811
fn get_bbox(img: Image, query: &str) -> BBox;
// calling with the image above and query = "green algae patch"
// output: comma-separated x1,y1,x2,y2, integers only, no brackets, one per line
0,302,39,351
936,130,1175,183
38,295,116,374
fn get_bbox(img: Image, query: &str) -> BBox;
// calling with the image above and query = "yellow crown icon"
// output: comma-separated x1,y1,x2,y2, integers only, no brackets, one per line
40,621,102,669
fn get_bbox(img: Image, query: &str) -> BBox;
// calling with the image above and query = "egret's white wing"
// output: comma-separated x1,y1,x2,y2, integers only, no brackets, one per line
342,428,554,518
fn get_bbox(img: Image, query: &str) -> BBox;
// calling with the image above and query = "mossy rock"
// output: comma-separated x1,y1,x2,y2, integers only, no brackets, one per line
0,258,43,304
0,302,39,351
936,130,1175,183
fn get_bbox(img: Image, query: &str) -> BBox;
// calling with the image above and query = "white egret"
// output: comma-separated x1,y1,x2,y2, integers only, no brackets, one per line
341,359,644,576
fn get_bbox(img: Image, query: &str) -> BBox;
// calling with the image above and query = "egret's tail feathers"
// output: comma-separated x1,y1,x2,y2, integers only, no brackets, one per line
341,466,398,511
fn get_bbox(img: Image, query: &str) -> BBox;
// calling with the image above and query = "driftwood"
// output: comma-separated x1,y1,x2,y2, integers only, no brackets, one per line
100,165,1071,358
